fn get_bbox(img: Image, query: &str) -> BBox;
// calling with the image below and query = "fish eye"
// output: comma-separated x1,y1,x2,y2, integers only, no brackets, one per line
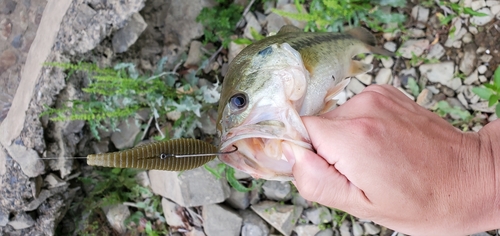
230,93,247,110
160,153,167,159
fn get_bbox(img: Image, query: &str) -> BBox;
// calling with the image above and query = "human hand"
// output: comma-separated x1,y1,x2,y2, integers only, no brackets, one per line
286,85,499,235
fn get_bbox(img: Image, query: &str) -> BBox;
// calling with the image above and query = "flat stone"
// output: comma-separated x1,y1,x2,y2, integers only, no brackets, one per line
470,101,496,113
103,204,130,234
243,12,262,40
228,41,247,64
110,116,141,149
445,28,467,48
363,222,381,235
162,198,187,228
0,207,8,226
203,204,242,236
464,70,479,85
470,8,494,25
294,225,321,236
375,68,392,84
492,4,500,14
469,26,478,34
471,0,486,10
233,167,252,180
479,75,488,83
184,40,203,67
398,39,429,59
304,206,332,225
8,212,35,230
347,78,366,94
251,201,303,236
459,44,477,76
0,146,6,176
449,78,462,91
477,65,488,74
462,32,473,43
407,28,425,38
265,13,287,33
135,170,150,187
381,57,394,68
0,49,17,75
149,159,230,207
240,209,270,236
425,42,444,60
339,220,351,236
352,220,364,236
416,89,434,108
383,42,397,52
44,173,66,188
480,54,493,63
277,4,308,29
356,73,373,85
113,12,147,53
186,228,206,236
458,92,469,108
291,194,310,208
262,180,292,201
487,0,500,6
472,232,492,236
411,5,429,23
5,142,44,177
419,62,455,87
164,0,216,48
316,229,335,236
226,187,250,210
0,0,16,14
24,189,53,211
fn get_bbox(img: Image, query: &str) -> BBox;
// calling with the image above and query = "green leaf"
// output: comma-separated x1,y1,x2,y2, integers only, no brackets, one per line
483,83,498,90
472,87,493,100
407,77,420,97
463,7,488,16
250,27,265,41
494,65,500,86
496,103,500,117
489,95,499,107
111,168,121,175
376,0,407,7
226,167,254,192
233,38,253,45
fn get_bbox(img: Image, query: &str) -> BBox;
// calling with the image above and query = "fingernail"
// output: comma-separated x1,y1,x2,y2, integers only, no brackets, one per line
282,142,298,166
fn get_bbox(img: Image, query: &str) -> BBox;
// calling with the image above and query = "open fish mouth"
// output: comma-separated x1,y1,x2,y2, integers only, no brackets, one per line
219,122,312,180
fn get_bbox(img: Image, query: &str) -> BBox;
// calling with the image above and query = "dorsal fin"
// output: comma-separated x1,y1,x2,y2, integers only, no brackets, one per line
278,25,302,34
345,27,376,46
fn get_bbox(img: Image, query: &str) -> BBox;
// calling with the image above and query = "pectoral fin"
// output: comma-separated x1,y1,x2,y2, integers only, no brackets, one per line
348,60,373,77
319,99,338,114
324,78,351,102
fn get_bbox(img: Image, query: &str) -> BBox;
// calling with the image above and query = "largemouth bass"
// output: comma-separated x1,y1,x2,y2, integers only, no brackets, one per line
217,25,393,181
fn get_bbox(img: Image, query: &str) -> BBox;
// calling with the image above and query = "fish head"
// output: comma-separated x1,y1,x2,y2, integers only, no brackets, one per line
217,43,312,181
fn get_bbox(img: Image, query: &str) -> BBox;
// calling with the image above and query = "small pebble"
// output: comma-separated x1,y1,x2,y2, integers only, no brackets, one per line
480,54,493,63
462,32,473,43
381,57,394,68
478,65,488,74
383,41,397,52
468,26,478,34
479,75,488,83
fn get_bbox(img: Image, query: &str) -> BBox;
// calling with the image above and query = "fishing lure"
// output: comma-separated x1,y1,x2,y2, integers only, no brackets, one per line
43,138,237,171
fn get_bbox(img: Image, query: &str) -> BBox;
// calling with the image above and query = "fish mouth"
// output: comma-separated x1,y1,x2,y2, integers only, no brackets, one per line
219,121,312,181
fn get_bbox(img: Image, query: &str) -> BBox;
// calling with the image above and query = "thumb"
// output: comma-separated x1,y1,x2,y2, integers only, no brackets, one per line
284,142,353,209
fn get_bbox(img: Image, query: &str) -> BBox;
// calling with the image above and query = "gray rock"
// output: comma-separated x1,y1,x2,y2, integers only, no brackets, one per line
352,220,363,236
339,220,351,236
457,92,469,108
380,57,394,68
4,142,44,177
0,18,12,40
164,0,216,48
102,204,130,234
383,42,397,52
226,187,250,210
355,73,373,85
487,0,500,6
149,159,230,207
266,13,287,33
445,19,467,47
24,189,53,211
0,146,6,176
0,0,16,14
110,116,141,149
11,34,22,48
470,8,494,25
469,26,479,34
407,28,425,38
304,206,332,225
203,204,242,236
162,198,187,228
135,170,150,188
291,194,310,208
294,225,321,236
316,228,336,236
0,207,8,226
0,49,17,75
228,41,247,64
262,180,292,201
398,39,429,59
471,232,492,236
459,44,477,76
492,4,500,14
375,68,392,84
244,12,262,40
470,101,496,113
234,167,252,180
464,70,479,85
416,89,434,108
184,41,203,67
449,77,462,91
113,12,147,53
277,4,308,29
478,65,488,74
8,212,35,230
347,78,366,94
251,201,303,236
426,43,445,60
471,0,486,10
419,62,455,87
240,209,270,236
186,228,206,236
363,222,381,235
479,75,488,83
411,5,429,23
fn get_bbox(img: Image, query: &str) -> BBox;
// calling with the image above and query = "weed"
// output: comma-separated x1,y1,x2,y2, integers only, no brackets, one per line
434,1,488,25
409,52,440,67
42,57,219,141
472,65,500,117
196,0,244,48
272,0,407,32
407,77,420,97
204,162,261,192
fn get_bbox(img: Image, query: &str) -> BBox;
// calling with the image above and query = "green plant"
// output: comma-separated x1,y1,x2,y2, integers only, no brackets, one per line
42,57,219,140
434,100,475,131
435,1,488,25
409,52,439,67
204,162,261,192
272,0,407,32
407,77,420,97
472,65,500,117
196,0,244,47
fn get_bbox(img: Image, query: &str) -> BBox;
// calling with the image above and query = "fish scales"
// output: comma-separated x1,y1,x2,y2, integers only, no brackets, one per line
87,139,217,171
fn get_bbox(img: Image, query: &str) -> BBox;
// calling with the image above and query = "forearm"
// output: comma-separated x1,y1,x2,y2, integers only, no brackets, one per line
470,119,500,232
